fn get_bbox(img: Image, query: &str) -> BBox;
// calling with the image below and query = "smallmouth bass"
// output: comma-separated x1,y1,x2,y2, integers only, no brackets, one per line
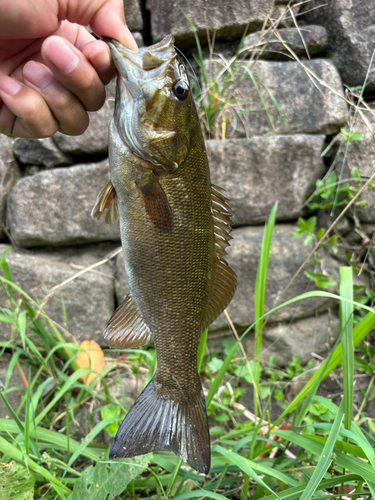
92,35,236,474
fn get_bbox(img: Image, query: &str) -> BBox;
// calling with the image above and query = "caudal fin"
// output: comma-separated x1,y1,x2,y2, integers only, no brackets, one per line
109,376,210,474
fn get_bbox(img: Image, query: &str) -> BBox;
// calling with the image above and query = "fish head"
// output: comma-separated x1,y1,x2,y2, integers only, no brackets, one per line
107,35,193,171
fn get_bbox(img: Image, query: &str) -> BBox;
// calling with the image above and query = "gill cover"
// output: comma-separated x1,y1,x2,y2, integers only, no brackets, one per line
106,35,192,171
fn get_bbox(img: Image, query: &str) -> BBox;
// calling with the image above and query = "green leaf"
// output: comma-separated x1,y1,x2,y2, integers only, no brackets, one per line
306,216,317,233
101,404,122,437
0,247,12,296
351,166,361,179
351,132,364,142
68,457,149,500
208,357,224,372
304,272,337,289
0,461,35,500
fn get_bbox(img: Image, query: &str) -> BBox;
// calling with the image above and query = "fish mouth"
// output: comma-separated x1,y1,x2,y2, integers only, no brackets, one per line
104,35,177,168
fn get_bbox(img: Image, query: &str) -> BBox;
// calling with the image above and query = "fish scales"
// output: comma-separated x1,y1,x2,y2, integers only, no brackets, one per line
91,35,236,474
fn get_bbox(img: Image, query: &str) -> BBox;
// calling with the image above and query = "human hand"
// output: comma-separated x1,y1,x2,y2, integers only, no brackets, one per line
0,0,138,138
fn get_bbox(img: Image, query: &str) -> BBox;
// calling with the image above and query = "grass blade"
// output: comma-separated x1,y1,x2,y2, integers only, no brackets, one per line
299,399,344,500
242,65,275,130
254,202,277,416
265,474,362,500
339,267,354,431
0,435,70,494
214,445,281,498
197,329,208,372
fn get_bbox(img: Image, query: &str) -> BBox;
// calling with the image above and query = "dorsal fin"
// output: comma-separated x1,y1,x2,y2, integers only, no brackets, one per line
91,180,119,224
103,294,152,349
201,184,237,331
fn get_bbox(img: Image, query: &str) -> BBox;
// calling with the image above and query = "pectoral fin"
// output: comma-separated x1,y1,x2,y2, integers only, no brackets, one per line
136,173,173,233
103,294,151,348
91,180,119,224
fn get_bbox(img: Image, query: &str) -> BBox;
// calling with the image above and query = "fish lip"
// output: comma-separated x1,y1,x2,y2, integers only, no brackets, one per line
104,38,143,72
105,35,179,170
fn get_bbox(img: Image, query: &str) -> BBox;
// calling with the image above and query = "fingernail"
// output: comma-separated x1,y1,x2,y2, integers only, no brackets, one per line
0,76,22,96
45,37,80,75
23,61,54,89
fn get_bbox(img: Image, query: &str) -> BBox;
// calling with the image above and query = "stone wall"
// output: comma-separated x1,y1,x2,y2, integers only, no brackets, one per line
1,0,374,368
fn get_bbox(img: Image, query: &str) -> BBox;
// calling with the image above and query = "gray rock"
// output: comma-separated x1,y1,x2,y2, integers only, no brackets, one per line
124,0,143,32
0,244,116,344
7,159,121,247
335,111,375,222
0,135,20,240
53,80,115,156
13,137,72,168
244,312,339,366
211,224,336,332
300,0,375,90
208,135,325,225
132,32,144,48
317,210,352,236
270,2,301,29
146,0,274,48
207,58,348,137
242,25,328,60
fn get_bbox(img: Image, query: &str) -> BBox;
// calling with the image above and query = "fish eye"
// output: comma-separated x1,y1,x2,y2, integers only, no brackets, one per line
172,81,189,100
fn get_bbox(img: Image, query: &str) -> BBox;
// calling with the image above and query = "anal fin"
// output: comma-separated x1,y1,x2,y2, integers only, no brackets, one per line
103,294,151,349
201,184,237,330
91,180,119,224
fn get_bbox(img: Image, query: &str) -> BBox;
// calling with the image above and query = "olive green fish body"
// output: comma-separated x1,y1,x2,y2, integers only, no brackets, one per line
92,35,236,473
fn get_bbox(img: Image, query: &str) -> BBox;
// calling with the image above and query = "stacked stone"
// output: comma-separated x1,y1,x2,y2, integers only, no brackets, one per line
2,0,374,368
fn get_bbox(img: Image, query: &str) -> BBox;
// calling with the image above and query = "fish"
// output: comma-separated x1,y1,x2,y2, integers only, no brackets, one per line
91,35,236,474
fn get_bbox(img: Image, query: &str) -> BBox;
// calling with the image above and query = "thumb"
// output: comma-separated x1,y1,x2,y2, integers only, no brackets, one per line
89,0,139,50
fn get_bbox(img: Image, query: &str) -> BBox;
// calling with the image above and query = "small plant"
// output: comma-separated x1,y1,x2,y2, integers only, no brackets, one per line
183,15,287,139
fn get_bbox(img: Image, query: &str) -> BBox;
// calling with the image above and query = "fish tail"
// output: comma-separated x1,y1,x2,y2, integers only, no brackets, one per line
109,375,210,474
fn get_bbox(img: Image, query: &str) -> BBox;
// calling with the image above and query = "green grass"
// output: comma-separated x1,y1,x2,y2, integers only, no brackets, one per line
1,204,375,499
